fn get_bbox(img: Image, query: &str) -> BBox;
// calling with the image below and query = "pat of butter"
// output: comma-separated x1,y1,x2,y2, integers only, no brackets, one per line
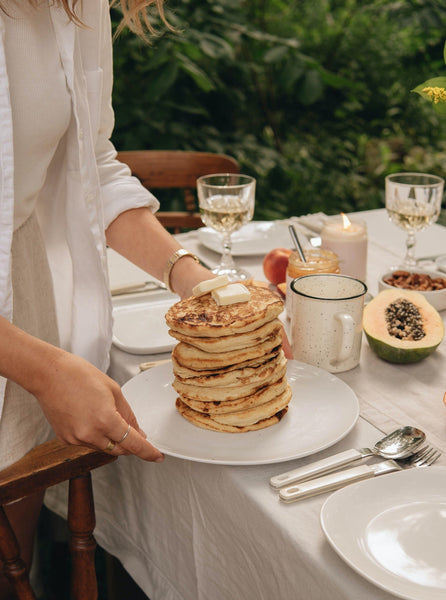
192,275,230,297
212,283,251,306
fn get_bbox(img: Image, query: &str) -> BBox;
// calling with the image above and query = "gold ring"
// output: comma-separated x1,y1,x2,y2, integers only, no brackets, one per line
105,440,116,452
116,423,131,444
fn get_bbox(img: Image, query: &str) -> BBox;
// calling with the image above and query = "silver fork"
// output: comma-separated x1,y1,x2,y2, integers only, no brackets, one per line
398,445,441,468
279,446,441,503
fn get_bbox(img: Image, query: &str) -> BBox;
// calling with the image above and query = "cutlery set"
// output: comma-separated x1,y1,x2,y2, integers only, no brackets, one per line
271,427,441,503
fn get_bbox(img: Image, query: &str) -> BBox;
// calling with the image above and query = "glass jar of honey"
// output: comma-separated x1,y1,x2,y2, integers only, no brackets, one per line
286,248,340,318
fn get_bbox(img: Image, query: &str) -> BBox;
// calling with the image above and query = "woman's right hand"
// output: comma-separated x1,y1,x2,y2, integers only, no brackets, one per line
31,349,164,461
0,315,162,461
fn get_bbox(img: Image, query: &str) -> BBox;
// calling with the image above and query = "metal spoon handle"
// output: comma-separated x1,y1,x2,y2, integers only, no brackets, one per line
270,448,368,489
288,225,307,262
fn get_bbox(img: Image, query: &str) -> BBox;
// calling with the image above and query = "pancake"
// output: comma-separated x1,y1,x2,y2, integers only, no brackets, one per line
165,284,283,338
168,319,282,353
167,281,290,432
173,350,286,388
211,385,292,426
171,348,282,378
173,366,285,402
172,331,282,371
175,397,289,433
178,376,289,415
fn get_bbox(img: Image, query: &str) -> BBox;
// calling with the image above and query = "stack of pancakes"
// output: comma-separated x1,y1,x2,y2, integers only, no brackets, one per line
165,284,292,433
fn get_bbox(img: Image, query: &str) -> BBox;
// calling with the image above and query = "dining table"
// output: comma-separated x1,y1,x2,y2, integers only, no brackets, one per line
45,208,446,600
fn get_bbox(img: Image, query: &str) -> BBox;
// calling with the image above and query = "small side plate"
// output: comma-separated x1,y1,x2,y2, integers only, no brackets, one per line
112,292,177,355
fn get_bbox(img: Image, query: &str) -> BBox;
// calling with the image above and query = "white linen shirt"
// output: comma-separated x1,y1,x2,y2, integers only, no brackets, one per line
0,0,159,416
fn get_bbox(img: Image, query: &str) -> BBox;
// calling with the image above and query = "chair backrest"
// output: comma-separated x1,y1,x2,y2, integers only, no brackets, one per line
117,150,240,233
0,440,116,600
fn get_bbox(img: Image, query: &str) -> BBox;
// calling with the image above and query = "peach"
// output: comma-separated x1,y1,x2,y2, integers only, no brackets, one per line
276,282,286,298
262,248,292,285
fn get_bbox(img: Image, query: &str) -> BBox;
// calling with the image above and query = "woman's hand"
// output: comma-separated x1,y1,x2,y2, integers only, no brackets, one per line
0,315,163,462
30,349,164,462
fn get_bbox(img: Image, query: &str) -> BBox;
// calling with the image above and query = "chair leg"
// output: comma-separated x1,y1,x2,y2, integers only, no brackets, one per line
67,474,98,600
0,506,36,600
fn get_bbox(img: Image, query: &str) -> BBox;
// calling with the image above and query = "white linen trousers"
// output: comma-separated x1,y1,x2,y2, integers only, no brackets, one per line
0,213,58,469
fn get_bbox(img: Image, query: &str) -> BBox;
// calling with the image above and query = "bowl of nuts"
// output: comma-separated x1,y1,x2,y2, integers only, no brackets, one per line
378,269,446,311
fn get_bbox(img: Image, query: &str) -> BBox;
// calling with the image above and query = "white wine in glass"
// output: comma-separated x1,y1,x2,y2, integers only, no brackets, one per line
385,172,444,268
197,173,256,281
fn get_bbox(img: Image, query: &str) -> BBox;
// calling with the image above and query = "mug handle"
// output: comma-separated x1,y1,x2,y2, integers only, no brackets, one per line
332,313,355,364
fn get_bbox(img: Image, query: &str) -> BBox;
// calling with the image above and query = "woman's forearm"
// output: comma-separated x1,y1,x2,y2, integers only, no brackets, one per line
0,315,65,396
105,207,212,298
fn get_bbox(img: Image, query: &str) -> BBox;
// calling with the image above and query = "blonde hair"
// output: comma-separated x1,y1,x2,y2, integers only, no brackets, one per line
111,0,169,38
1,1,168,37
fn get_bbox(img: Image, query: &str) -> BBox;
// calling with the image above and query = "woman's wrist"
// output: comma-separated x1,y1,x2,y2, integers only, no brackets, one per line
163,249,200,293
169,257,214,299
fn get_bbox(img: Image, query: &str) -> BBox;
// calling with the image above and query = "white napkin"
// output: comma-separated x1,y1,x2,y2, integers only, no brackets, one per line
107,248,163,295
275,213,329,247
292,212,329,233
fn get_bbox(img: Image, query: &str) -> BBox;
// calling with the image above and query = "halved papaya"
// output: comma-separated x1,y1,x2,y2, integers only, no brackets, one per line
363,289,444,363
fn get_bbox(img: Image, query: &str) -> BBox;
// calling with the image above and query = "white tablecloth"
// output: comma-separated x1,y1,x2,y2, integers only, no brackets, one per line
46,209,446,600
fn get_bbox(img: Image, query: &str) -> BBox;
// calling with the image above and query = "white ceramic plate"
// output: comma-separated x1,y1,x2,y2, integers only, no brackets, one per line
197,221,293,256
321,467,446,600
122,359,359,465
112,293,177,355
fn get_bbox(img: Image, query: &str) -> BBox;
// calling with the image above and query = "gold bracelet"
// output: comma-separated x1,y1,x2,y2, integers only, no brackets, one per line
163,249,200,293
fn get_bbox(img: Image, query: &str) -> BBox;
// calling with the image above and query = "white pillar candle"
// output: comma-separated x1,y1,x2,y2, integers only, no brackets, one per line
320,214,368,281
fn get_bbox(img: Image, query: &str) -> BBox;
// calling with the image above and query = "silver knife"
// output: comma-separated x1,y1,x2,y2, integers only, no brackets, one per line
279,460,401,503
111,281,167,295
270,448,374,489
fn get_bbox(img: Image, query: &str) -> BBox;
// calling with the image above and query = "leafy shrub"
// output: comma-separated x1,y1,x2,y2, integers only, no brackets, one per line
110,0,446,218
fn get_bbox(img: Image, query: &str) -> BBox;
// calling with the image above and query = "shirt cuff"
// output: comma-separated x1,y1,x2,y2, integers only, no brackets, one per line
101,180,160,229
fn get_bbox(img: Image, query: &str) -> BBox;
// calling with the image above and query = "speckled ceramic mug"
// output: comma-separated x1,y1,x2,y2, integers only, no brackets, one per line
290,274,368,373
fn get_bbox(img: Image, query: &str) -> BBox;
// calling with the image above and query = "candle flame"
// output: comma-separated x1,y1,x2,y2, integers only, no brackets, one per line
341,212,351,230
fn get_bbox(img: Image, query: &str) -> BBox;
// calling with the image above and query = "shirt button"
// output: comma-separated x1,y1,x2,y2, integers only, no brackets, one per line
79,128,84,140
86,192,96,202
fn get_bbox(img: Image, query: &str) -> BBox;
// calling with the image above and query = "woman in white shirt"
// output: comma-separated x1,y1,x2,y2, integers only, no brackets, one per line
0,0,212,594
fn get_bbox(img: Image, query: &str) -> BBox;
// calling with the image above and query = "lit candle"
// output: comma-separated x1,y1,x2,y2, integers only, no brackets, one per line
320,214,368,281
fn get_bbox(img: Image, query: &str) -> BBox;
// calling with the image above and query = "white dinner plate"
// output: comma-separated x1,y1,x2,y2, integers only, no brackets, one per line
123,359,359,465
321,467,446,600
197,221,293,256
112,292,177,355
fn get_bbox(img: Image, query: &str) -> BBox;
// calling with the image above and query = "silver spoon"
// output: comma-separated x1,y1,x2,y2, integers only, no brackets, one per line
372,426,426,458
270,426,426,489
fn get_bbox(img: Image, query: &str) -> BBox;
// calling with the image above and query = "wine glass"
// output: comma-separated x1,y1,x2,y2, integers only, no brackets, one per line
197,173,256,281
385,172,444,268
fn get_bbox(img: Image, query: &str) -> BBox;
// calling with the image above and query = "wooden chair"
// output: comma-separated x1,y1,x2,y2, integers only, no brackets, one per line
0,439,116,600
117,150,240,233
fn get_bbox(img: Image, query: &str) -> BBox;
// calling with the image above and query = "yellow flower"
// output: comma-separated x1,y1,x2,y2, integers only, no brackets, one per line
422,86,446,104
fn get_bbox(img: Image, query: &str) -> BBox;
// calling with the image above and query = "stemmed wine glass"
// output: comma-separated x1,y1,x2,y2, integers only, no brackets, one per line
385,172,444,268
197,173,256,281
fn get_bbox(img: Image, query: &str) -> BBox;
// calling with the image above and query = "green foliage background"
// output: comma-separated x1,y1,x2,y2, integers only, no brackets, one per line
110,0,446,221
